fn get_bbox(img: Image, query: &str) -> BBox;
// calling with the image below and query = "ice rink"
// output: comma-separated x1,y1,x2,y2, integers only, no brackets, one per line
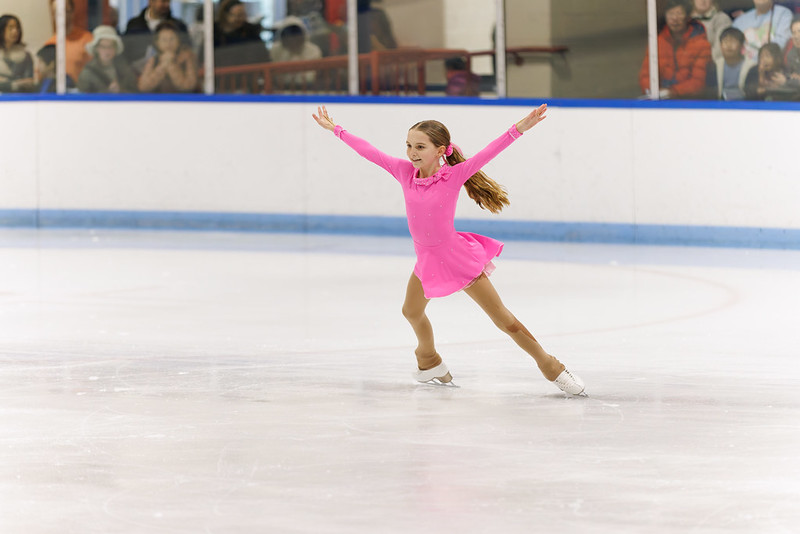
1,228,798,533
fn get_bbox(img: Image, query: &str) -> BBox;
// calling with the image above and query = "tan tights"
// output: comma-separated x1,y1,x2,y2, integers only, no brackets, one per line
401,273,564,381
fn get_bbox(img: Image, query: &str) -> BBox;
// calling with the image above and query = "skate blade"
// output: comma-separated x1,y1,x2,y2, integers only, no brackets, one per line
566,390,588,397
418,378,460,388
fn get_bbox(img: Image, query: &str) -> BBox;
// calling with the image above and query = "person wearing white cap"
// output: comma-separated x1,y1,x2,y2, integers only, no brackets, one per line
78,25,138,93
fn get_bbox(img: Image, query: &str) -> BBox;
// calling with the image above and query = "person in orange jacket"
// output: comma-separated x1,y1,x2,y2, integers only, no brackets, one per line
639,0,712,99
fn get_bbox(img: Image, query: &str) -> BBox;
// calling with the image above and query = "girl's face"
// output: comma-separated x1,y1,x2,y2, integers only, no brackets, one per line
792,22,800,48
406,129,445,173
759,50,776,71
156,29,179,53
95,38,117,64
4,18,20,46
225,4,247,29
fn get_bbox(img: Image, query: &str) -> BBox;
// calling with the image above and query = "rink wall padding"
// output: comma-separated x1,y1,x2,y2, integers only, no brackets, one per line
1,95,799,249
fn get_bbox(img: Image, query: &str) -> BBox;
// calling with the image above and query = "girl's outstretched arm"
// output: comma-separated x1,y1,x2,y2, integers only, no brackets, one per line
515,103,547,133
311,105,409,179
455,103,548,181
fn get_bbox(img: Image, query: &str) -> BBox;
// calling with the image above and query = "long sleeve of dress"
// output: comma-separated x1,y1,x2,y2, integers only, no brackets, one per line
335,125,410,181
453,125,522,186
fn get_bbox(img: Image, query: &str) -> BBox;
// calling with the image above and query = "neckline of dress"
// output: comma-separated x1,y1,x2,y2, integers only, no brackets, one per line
413,164,451,186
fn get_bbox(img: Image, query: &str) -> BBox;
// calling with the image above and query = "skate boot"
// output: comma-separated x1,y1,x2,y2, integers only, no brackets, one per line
551,368,586,396
413,362,457,387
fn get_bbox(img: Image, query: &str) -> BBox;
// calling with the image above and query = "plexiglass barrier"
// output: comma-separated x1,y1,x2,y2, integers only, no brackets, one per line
0,0,798,101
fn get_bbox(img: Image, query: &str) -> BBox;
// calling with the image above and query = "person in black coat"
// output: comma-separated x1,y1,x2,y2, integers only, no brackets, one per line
123,0,188,70
213,0,270,68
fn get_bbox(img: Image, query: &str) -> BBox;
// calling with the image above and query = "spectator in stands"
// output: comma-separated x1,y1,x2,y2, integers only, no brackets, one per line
41,0,92,83
744,42,794,98
692,0,732,62
287,0,338,56
0,14,34,92
785,16,800,78
213,0,270,68
124,0,188,71
137,21,198,93
639,0,712,99
78,25,137,93
707,27,756,99
732,0,792,60
357,0,397,53
271,16,323,87
36,44,76,93
444,57,480,96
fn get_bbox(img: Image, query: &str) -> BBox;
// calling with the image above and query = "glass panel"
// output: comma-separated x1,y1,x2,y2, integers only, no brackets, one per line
505,0,649,99
193,0,348,95
265,0,350,94
111,0,199,94
358,0,497,97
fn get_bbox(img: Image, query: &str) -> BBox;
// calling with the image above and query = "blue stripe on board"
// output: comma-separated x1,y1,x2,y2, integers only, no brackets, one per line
2,209,799,250
2,93,800,111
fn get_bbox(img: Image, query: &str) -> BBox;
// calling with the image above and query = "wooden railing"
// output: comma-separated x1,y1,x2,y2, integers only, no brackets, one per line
470,45,569,66
208,46,567,95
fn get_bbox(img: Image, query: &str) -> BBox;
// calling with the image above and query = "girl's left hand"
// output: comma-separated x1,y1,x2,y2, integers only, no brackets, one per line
312,105,336,132
515,103,547,133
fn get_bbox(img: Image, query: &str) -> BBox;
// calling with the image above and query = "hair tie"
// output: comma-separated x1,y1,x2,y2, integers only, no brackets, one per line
445,144,454,157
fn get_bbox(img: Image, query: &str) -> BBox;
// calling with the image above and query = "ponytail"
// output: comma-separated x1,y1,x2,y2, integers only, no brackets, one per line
410,120,510,214
445,146,510,214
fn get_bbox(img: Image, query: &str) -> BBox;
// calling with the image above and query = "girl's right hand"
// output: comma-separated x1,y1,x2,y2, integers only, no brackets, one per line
312,105,336,132
515,103,547,133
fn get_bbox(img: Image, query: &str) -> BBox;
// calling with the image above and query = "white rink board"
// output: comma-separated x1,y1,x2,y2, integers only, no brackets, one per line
1,100,798,231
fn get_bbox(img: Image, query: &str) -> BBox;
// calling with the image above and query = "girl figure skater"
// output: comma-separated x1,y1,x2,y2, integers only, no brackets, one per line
312,104,585,395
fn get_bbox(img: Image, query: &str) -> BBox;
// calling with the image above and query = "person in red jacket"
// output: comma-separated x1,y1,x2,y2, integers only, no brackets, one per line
639,0,712,98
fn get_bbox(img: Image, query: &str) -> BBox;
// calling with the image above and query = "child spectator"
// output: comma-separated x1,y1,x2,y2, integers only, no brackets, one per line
639,0,712,99
78,25,138,93
692,0,732,62
137,21,198,93
124,0,189,70
287,0,338,56
444,57,480,96
270,16,322,87
0,14,34,92
708,27,756,99
36,44,76,93
732,0,793,61
744,42,795,99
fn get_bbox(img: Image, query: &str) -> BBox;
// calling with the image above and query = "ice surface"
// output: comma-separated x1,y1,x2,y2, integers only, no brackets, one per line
0,229,798,533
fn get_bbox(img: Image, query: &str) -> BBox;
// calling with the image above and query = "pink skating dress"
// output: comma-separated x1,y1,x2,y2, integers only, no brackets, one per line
334,123,523,299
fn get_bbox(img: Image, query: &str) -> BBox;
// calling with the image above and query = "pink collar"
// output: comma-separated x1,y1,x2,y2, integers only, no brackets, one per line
413,164,452,186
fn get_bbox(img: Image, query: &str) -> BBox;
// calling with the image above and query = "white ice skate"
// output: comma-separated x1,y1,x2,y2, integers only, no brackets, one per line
413,362,458,387
552,368,586,396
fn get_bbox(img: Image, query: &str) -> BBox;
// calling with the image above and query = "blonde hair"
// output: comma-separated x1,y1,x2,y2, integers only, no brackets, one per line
409,120,510,214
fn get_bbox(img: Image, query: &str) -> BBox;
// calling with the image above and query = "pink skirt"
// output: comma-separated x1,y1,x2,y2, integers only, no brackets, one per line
413,231,503,298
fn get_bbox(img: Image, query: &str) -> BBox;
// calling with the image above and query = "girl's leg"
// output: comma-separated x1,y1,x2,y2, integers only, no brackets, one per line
401,273,441,371
463,274,565,381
